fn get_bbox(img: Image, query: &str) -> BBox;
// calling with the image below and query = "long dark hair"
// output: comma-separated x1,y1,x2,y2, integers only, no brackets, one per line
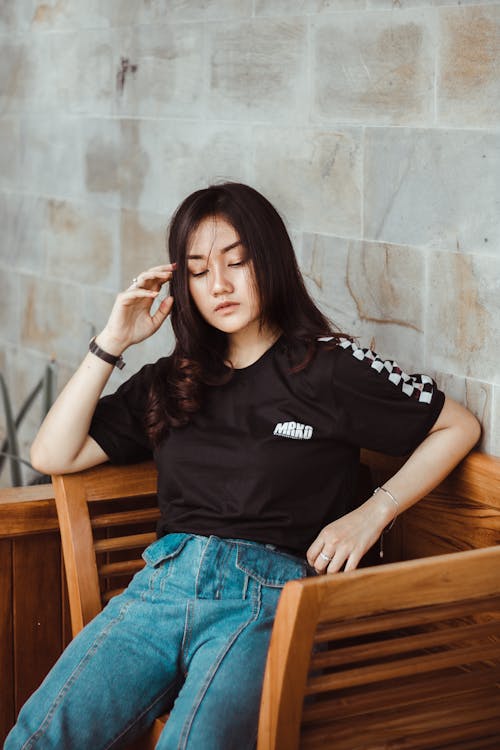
146,182,346,444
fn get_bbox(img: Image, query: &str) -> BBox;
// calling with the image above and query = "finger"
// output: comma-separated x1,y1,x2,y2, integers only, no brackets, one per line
128,264,176,290
150,296,174,329
120,289,159,304
306,536,325,566
344,551,363,573
313,546,336,573
326,549,349,574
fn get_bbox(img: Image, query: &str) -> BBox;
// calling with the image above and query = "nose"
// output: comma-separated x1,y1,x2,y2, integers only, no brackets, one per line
209,261,233,296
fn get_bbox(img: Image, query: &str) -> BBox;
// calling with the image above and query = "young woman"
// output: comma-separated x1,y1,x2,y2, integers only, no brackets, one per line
6,183,480,750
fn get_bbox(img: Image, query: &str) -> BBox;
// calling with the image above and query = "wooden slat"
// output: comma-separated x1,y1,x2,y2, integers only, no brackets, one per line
99,559,145,578
52,474,102,636
302,666,500,724
315,546,500,623
306,639,500,694
301,690,500,749
102,587,126,603
91,507,160,529
0,486,58,539
83,461,157,503
315,595,500,642
310,620,500,670
93,531,156,554
12,534,63,713
0,539,14,746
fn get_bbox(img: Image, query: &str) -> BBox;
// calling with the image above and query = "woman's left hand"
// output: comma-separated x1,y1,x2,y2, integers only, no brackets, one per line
306,500,391,574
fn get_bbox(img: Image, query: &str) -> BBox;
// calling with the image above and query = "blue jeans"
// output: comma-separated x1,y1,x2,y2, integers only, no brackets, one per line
5,533,312,750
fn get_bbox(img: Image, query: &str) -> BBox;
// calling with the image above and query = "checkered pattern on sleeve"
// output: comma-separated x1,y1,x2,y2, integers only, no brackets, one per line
338,339,435,404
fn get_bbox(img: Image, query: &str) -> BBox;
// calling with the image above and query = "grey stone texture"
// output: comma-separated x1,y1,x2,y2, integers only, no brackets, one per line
301,234,425,368
312,10,435,125
254,127,362,236
438,6,500,128
208,19,308,122
427,252,500,384
1,0,499,469
364,128,500,253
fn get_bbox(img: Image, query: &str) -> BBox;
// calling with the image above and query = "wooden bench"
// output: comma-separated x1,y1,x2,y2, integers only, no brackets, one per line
51,449,500,749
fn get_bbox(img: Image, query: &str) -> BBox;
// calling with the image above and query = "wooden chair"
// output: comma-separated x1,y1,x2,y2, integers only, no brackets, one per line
53,450,500,749
52,460,166,749
257,544,500,750
257,449,500,749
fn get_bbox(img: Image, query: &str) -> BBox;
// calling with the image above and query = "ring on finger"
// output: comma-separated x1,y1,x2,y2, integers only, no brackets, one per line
130,277,140,288
319,551,332,562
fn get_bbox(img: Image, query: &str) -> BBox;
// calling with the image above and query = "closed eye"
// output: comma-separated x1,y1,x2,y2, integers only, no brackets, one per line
190,269,208,278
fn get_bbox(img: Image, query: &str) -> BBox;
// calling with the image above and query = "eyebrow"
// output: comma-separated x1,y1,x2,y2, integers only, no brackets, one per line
187,241,242,260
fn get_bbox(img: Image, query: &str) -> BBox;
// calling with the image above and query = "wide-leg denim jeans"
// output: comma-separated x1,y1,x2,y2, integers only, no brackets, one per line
5,533,312,750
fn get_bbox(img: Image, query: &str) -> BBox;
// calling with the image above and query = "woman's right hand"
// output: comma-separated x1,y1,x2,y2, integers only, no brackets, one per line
96,264,176,354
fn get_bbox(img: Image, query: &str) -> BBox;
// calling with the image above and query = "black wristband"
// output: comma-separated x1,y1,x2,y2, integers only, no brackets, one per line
89,337,126,370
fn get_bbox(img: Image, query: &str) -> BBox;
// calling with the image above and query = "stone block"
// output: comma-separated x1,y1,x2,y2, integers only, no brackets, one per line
20,273,87,364
301,233,425,367
0,120,21,189
82,286,118,342
0,3,19,31
118,119,253,214
364,128,500,253
20,115,84,199
0,267,21,345
438,6,500,128
432,370,494,454
427,251,500,385
112,23,204,118
256,0,365,13
312,9,435,125
30,0,115,29
149,0,253,21
83,117,121,207
254,126,362,236
368,1,499,8
207,18,308,122
45,198,119,288
71,30,114,115
0,192,46,273
0,38,33,114
120,209,168,289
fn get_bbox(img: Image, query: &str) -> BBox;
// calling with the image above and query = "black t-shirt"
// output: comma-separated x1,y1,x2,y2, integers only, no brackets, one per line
89,337,445,554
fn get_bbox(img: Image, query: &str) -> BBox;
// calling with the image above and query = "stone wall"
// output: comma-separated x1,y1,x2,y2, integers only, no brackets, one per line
1,0,499,483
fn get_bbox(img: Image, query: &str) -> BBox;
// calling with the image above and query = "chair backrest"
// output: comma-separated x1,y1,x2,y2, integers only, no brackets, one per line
257,544,500,750
52,461,159,636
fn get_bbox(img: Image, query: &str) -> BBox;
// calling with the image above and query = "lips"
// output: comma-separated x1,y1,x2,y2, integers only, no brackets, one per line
214,301,239,313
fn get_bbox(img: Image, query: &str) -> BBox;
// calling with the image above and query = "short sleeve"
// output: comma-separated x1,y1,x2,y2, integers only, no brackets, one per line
89,361,160,465
331,340,445,456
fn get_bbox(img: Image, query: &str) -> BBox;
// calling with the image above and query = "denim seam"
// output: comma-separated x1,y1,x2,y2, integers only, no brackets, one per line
180,600,194,679
104,676,180,750
177,584,262,750
193,535,213,599
20,600,133,750
159,558,175,595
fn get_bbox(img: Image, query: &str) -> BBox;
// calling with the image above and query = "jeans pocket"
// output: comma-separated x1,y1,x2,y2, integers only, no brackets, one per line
142,532,192,567
235,544,308,589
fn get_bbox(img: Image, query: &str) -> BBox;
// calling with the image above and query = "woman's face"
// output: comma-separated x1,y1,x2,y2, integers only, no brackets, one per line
186,216,261,338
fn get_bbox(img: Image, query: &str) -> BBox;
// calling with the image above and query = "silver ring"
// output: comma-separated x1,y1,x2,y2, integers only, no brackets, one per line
319,551,332,562
131,277,139,288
